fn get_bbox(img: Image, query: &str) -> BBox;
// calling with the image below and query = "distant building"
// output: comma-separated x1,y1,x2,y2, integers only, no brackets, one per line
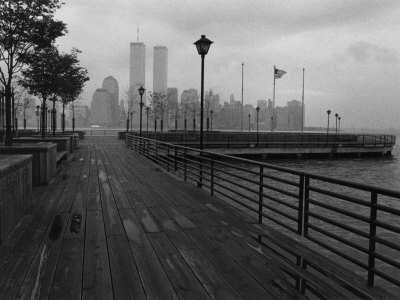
257,99,268,110
130,42,146,126
153,46,168,95
91,89,112,126
74,105,90,128
102,76,119,127
275,100,303,130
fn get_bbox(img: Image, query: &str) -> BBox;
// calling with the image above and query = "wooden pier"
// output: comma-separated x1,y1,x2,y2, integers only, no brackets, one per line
0,137,395,299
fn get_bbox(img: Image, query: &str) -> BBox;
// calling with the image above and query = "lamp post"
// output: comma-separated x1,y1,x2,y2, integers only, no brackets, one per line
256,107,260,145
248,114,251,132
335,113,339,134
210,110,213,131
326,110,331,144
126,113,129,133
338,116,341,133
194,34,213,150
146,106,150,137
270,116,274,133
138,86,145,136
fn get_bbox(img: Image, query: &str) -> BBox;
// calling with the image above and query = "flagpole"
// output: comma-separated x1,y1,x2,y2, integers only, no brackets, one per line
301,68,305,133
241,62,244,132
272,65,276,132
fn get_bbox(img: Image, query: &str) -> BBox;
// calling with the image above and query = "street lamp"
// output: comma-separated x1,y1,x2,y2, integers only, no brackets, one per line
256,107,260,145
210,110,213,131
194,34,213,150
138,86,145,137
326,109,331,144
248,114,251,132
335,113,339,134
338,116,341,134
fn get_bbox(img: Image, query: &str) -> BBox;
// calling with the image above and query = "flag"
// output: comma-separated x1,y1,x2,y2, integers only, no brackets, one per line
274,67,286,79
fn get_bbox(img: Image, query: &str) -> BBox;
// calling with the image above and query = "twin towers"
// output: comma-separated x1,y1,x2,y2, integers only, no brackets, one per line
90,42,168,127
130,42,168,102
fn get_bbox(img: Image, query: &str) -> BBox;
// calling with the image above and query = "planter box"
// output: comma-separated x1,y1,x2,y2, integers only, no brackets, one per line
0,155,33,244
0,142,57,186
14,136,71,156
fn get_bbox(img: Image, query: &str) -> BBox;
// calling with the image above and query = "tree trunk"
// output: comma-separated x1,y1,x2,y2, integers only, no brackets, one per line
4,84,13,145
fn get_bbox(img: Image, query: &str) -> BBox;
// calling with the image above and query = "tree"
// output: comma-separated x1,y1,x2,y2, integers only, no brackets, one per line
0,0,66,144
14,87,34,130
148,91,167,134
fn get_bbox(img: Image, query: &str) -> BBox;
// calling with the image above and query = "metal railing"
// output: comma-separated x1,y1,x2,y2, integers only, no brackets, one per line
125,134,400,291
142,132,396,149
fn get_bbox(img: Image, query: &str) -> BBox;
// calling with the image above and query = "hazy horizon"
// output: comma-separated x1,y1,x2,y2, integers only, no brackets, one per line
55,0,400,130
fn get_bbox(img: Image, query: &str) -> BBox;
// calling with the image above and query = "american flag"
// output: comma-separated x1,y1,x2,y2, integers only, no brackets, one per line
274,67,286,79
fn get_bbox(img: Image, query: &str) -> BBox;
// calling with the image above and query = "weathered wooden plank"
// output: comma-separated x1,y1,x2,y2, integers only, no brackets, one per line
133,202,161,233
96,155,125,236
179,247,243,300
148,232,212,300
107,235,146,300
120,209,178,300
82,211,113,300
187,228,276,299
149,207,196,251
48,238,84,299
16,213,69,300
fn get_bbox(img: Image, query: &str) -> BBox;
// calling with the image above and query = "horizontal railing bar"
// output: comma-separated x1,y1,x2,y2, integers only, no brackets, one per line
374,269,400,287
307,211,370,239
214,167,260,186
263,173,299,187
307,223,369,254
262,203,299,222
305,234,368,270
374,252,400,270
375,220,400,235
308,186,370,207
212,180,258,206
214,189,259,214
376,203,400,216
375,236,400,252
260,213,298,233
212,173,260,199
261,193,299,211
307,198,370,223
262,182,299,199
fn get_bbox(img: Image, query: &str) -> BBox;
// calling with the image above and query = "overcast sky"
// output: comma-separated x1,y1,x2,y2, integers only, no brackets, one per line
55,0,400,129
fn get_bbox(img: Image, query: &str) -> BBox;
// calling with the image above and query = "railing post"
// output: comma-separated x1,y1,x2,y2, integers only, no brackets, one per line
167,144,170,172
367,191,377,287
298,175,305,235
184,148,187,181
211,159,214,196
303,177,310,236
174,146,178,171
258,166,264,224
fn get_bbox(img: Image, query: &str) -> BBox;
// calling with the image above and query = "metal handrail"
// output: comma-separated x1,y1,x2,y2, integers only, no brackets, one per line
125,134,400,290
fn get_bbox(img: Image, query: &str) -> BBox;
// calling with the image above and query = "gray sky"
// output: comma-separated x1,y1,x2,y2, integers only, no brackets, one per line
55,0,400,129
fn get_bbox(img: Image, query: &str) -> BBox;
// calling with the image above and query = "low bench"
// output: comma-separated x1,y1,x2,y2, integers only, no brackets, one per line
56,151,68,164
0,155,32,244
0,142,57,186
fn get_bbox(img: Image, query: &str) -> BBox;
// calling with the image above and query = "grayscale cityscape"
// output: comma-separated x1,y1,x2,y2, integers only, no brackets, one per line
0,1,399,299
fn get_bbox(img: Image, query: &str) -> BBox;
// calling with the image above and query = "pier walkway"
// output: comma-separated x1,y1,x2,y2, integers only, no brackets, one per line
0,137,394,299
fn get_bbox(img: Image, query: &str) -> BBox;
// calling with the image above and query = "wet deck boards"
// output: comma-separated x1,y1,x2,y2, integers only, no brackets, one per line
0,136,392,299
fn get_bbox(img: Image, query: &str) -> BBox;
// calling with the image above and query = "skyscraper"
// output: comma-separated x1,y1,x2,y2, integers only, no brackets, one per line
153,46,168,95
130,42,146,126
130,42,146,91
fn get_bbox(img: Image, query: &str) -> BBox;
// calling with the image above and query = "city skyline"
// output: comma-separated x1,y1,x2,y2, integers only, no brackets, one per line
55,0,400,129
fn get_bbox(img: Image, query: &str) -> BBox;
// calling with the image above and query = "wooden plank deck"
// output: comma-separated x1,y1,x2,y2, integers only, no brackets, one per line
0,136,392,299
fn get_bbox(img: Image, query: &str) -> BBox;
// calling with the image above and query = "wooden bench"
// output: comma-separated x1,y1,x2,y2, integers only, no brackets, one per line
56,151,68,164
251,223,395,299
